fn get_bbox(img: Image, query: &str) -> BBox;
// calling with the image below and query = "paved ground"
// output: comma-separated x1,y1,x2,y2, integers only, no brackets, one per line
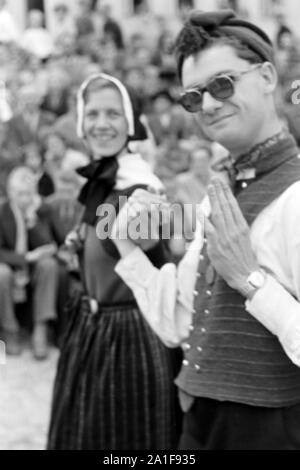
0,347,59,450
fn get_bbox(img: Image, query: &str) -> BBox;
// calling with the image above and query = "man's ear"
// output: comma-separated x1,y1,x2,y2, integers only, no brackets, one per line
260,62,278,94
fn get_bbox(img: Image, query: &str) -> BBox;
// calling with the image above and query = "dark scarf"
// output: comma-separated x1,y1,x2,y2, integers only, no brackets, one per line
77,157,119,226
233,130,300,225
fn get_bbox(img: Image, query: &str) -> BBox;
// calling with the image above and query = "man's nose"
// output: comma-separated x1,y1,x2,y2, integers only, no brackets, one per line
201,91,223,114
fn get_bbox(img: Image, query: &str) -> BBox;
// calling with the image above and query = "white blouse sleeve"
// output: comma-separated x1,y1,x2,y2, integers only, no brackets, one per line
115,224,204,348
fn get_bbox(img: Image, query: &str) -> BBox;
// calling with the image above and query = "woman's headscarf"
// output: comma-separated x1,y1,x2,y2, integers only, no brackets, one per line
76,72,136,139
76,73,148,226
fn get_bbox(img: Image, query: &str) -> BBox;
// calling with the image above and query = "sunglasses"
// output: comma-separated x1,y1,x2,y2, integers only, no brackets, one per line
178,64,261,113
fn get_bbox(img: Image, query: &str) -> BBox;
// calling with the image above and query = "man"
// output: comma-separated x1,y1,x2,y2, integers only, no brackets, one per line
112,10,300,449
0,167,59,359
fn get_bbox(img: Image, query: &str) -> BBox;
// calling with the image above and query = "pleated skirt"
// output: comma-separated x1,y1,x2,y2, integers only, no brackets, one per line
47,295,181,450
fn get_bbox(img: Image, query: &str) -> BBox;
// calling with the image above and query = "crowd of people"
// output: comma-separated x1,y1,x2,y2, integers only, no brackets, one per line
1,0,300,451
0,0,222,359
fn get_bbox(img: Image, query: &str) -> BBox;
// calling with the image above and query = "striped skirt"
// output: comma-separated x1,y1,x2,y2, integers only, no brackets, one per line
47,295,181,450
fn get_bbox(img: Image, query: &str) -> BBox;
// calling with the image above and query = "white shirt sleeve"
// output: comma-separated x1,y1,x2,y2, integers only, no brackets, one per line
115,223,204,348
246,182,300,367
246,275,300,366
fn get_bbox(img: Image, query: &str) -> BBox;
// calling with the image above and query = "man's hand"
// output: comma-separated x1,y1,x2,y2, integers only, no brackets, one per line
25,244,57,264
204,178,259,294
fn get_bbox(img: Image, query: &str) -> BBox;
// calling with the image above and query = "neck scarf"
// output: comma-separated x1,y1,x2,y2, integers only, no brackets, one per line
77,157,119,226
234,131,300,225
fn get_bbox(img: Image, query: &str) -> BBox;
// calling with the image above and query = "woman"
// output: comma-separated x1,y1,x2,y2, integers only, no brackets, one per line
47,73,181,450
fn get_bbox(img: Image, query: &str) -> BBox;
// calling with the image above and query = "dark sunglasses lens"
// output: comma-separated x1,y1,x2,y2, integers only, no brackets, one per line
209,76,234,100
179,90,202,112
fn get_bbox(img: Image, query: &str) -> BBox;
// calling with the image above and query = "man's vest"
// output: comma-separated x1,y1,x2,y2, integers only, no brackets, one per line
176,137,300,407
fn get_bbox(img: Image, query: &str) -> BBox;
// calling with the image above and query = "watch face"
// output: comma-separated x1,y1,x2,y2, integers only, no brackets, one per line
248,271,265,288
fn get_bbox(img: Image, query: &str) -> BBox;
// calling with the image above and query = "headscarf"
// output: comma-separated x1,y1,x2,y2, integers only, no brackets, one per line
76,73,147,225
176,9,275,80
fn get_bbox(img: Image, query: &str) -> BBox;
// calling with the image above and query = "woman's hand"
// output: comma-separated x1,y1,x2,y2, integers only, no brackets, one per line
111,188,170,255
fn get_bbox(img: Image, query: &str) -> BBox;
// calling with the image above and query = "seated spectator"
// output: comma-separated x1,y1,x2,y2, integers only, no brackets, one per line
21,140,54,198
0,167,60,359
175,140,212,207
0,120,22,198
175,140,213,237
41,66,70,118
148,90,200,144
156,138,192,175
43,128,89,191
46,169,83,247
52,85,87,154
22,10,54,60
7,84,56,148
52,3,76,48
97,2,124,50
0,0,20,43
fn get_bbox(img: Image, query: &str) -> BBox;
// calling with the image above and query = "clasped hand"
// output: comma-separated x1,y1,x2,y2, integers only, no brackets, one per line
205,178,259,294
111,188,169,252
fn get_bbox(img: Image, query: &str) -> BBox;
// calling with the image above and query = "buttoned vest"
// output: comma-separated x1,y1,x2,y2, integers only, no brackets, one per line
176,146,300,407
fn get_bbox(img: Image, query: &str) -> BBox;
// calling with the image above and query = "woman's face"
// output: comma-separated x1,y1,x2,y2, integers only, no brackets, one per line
83,87,129,159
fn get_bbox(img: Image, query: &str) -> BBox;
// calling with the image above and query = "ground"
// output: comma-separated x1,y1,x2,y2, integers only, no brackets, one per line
0,347,59,450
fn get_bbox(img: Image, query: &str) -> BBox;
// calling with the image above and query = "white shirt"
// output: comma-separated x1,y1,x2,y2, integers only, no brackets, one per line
22,28,54,59
116,181,300,367
0,10,20,42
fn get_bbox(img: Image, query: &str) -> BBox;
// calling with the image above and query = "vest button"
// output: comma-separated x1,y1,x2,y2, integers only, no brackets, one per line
242,182,248,189
204,309,210,315
193,290,199,297
183,343,191,352
196,272,201,279
183,360,189,367
206,290,212,297
201,328,206,334
203,238,207,244
199,255,204,261
197,346,203,353
192,309,196,315
89,299,98,314
189,325,195,332
195,364,201,373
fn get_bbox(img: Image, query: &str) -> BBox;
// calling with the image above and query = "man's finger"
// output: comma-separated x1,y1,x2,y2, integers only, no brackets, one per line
204,216,217,244
208,182,226,233
212,178,236,230
218,178,249,229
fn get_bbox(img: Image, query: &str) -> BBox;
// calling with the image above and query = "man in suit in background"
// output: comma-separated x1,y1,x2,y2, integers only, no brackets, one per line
0,167,59,359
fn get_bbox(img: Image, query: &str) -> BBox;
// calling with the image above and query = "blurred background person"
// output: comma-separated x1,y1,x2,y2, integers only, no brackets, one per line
52,3,76,50
0,0,20,43
22,9,54,61
0,167,59,359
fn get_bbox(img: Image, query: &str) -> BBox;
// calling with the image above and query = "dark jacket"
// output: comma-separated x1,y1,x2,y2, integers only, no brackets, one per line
0,201,60,269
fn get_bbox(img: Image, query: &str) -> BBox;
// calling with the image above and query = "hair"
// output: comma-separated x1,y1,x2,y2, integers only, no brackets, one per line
7,166,36,192
82,78,120,104
174,24,265,82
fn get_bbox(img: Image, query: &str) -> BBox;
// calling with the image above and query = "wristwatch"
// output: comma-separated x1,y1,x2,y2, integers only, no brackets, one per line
240,269,267,300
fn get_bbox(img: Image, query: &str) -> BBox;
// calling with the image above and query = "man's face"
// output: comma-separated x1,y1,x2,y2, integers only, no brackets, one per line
181,45,266,153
